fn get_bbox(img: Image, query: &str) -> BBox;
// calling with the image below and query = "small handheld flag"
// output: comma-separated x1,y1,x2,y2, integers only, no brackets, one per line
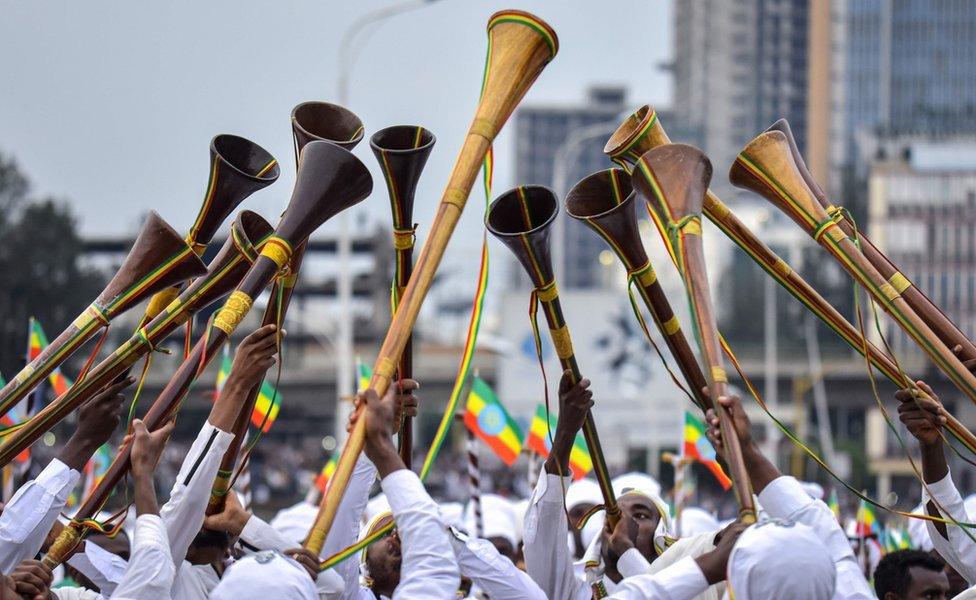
357,360,372,393
855,497,881,538
462,377,523,466
216,347,282,434
28,319,73,396
681,411,732,490
524,404,592,480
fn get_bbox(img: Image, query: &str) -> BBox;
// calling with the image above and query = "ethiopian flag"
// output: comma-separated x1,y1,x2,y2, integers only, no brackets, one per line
314,457,337,493
215,348,281,433
81,443,113,499
28,318,72,396
462,377,522,465
827,489,841,522
357,360,371,392
882,525,912,552
855,497,881,538
524,404,592,480
681,411,732,490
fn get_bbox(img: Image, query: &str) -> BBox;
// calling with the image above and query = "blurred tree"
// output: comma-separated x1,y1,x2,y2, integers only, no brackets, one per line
0,151,102,379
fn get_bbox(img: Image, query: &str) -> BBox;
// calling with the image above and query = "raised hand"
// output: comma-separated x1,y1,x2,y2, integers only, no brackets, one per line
694,520,749,584
203,488,251,537
284,548,319,581
349,385,402,477
393,379,420,432
129,418,175,478
211,324,281,432
9,559,53,600
894,381,946,447
545,371,593,476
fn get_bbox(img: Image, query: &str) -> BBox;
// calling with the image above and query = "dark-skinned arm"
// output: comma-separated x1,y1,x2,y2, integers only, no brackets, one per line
544,371,592,477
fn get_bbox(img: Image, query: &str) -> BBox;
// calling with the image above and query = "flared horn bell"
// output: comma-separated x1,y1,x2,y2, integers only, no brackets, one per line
632,144,713,225
291,102,365,155
762,119,828,207
603,105,672,171
274,140,373,246
729,130,827,235
485,186,558,288
95,211,208,315
564,169,648,271
370,126,436,230
186,135,280,248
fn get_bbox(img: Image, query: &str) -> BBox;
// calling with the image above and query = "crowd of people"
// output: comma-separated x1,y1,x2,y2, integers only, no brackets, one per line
0,323,974,599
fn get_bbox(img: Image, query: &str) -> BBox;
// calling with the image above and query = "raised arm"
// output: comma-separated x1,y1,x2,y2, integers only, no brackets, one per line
447,528,546,600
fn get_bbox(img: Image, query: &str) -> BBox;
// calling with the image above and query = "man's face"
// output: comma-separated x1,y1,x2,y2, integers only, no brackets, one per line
601,493,661,563
898,565,950,600
365,518,401,592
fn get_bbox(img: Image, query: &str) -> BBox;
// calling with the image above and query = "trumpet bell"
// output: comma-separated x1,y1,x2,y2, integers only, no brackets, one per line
604,105,670,170
632,144,712,222
370,126,436,228
485,185,558,288
291,102,365,153
564,169,648,271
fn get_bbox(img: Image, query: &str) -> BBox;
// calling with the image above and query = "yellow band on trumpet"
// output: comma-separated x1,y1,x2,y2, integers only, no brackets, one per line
44,525,82,568
772,258,793,278
889,271,912,294
375,357,396,382
879,282,900,301
186,237,208,256
260,237,293,270
13,365,35,386
444,188,467,210
825,205,845,221
662,315,681,336
711,367,728,383
164,297,182,315
813,220,847,244
680,217,702,236
73,303,110,330
213,291,253,334
535,281,559,303
470,118,497,141
549,325,574,359
393,228,415,250
630,262,657,287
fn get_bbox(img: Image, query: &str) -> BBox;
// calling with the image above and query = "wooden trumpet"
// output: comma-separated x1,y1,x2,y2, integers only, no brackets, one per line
207,102,368,515
564,168,709,410
731,131,976,406
0,212,207,419
604,105,899,395
370,125,436,468
305,9,558,555
634,144,756,523
487,184,620,526
764,119,976,362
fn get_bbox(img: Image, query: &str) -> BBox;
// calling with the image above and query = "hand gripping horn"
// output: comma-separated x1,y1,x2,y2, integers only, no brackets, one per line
604,106,902,400
486,185,621,527
305,9,558,555
370,125,436,468
564,168,710,411
205,103,369,516
39,209,275,568
0,142,371,468
141,134,279,321
633,144,756,523
0,211,207,419
730,130,976,408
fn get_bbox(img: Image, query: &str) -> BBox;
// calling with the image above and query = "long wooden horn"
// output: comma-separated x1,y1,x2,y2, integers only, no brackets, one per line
604,106,901,396
564,168,710,410
370,125,436,468
205,103,369,515
0,142,372,468
304,9,558,555
141,134,279,321
765,118,976,362
635,144,756,523
0,211,207,418
40,210,275,567
487,185,620,526
731,130,976,405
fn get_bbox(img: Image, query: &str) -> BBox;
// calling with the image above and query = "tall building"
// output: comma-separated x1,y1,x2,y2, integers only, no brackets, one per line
511,86,626,289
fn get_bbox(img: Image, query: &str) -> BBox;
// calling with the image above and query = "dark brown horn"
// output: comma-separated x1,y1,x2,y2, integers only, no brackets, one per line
291,102,365,156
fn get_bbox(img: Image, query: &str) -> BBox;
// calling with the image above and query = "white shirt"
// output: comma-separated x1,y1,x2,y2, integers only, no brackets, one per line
0,458,79,574
646,532,724,600
324,456,376,600
608,556,710,600
758,476,873,600
381,469,459,599
922,470,976,585
67,539,129,595
110,514,175,599
447,527,545,599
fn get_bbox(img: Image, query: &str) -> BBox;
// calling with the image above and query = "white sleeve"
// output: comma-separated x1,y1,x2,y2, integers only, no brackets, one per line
109,514,175,600
0,458,80,573
381,469,459,599
522,470,587,600
759,476,874,600
447,528,546,599
322,456,375,600
66,540,129,596
609,556,710,600
617,548,654,578
158,421,233,572
239,514,292,553
922,470,976,585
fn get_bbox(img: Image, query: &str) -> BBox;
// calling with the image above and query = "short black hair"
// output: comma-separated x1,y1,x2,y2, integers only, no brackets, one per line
874,549,945,597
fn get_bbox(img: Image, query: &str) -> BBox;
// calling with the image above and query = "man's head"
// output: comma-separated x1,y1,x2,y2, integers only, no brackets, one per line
363,513,400,596
726,519,835,599
874,549,949,600
186,527,232,565
600,490,670,568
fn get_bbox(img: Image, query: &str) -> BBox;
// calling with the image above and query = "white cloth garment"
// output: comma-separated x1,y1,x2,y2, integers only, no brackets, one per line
211,550,317,600
0,458,79,574
725,519,834,600
66,537,129,596
110,514,175,599
437,502,465,532
463,493,518,548
566,478,602,510
611,472,662,500
922,469,976,585
607,556,709,600
759,476,873,600
511,498,530,544
447,527,545,599
907,502,934,551
364,493,390,526
646,531,724,600
320,455,376,600
270,500,321,546
674,508,720,538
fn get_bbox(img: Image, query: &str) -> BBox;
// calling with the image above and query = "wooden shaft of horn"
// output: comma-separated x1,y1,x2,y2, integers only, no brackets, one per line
679,234,756,523
396,247,415,469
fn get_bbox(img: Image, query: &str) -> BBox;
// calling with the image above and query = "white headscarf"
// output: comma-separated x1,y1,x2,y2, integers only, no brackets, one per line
675,507,720,537
464,494,518,547
726,519,835,600
612,472,662,500
566,478,603,510
211,551,316,600
270,500,320,545
364,493,391,526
